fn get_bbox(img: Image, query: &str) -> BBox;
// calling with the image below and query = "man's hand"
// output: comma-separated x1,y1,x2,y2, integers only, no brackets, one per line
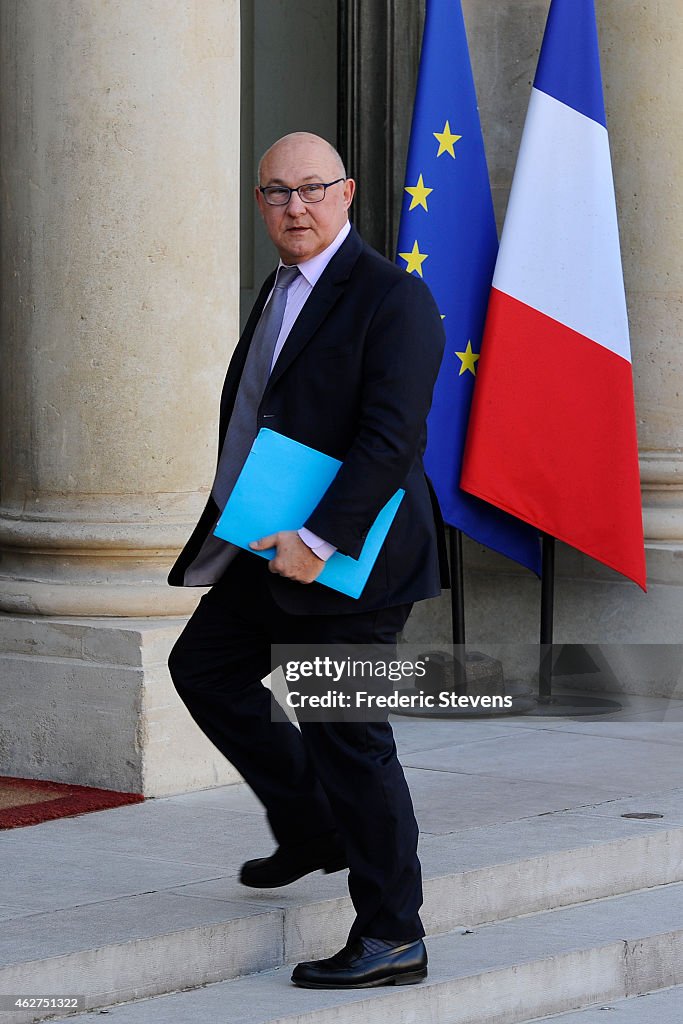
249,530,325,584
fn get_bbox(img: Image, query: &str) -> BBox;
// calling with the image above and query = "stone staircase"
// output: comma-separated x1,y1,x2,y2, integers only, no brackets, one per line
4,710,683,1023
4,797,683,1023
28,876,683,1024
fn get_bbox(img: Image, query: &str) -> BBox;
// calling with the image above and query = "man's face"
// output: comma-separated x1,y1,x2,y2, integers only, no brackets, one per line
255,137,355,265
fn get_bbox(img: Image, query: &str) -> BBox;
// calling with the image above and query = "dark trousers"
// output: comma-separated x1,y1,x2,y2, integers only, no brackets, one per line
168,552,424,943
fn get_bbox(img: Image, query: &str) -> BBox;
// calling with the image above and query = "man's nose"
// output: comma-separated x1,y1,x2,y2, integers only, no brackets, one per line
287,190,308,215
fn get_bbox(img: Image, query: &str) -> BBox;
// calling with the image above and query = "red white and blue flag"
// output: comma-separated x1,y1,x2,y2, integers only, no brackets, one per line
461,0,646,590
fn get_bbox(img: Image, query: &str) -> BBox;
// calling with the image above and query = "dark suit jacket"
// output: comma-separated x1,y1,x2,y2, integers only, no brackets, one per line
168,225,449,614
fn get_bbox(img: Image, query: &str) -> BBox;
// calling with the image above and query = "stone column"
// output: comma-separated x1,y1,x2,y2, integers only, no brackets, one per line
0,0,241,791
597,0,683,583
0,0,238,616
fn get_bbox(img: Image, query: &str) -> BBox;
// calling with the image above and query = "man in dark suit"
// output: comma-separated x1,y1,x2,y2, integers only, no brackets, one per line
168,132,447,988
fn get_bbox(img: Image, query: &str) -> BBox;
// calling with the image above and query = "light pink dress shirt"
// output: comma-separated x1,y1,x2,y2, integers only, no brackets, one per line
268,221,352,562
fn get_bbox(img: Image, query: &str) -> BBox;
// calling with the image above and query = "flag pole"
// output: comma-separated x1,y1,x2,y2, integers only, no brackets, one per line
531,532,622,716
539,533,555,700
450,527,467,691
392,0,543,717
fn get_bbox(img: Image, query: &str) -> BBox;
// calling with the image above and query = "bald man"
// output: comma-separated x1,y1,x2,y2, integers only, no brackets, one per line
168,133,447,988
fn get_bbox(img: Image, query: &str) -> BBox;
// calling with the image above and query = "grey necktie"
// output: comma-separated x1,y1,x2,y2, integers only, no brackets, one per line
212,264,300,509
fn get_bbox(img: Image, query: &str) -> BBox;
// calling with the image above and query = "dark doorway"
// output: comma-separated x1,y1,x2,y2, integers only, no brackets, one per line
240,0,424,326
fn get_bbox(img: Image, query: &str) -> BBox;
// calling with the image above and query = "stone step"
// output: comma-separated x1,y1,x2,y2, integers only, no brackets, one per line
520,983,683,1022
4,809,683,1024
43,881,683,1024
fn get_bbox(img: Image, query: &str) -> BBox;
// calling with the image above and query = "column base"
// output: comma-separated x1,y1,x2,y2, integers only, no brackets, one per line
0,503,209,616
0,614,240,796
0,577,207,617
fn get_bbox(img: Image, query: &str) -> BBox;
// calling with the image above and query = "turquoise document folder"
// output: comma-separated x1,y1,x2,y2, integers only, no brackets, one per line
213,428,405,599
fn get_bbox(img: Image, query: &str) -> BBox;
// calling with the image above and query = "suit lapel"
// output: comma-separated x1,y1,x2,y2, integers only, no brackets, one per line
263,225,364,395
217,226,364,447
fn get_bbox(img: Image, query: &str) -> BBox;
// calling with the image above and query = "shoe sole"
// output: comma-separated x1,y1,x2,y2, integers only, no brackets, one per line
291,968,428,989
239,856,348,889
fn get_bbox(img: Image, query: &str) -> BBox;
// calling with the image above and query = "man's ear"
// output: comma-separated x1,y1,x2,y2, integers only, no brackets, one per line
343,178,356,209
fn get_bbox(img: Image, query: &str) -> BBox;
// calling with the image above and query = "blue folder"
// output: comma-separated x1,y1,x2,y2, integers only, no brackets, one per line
213,428,404,599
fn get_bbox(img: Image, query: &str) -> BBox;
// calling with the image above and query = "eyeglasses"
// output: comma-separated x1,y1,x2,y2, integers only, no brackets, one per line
259,178,345,206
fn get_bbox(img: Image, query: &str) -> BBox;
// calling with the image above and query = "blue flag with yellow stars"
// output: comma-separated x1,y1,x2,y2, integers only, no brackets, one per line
396,0,541,574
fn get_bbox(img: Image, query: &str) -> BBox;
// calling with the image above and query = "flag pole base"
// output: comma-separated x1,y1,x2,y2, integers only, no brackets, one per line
392,649,536,718
391,680,536,718
390,687,621,720
525,692,623,717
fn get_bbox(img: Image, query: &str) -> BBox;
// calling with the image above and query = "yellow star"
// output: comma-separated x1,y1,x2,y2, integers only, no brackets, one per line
455,340,480,376
440,314,446,320
404,173,433,212
398,240,428,277
433,120,462,158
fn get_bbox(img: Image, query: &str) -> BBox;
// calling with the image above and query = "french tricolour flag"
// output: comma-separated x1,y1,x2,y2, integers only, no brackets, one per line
460,0,646,590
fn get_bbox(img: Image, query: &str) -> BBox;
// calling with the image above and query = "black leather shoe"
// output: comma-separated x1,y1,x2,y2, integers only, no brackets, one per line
239,831,347,888
291,936,428,988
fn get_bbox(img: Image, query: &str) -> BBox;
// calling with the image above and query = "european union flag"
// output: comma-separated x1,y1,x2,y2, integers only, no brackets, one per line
396,0,541,574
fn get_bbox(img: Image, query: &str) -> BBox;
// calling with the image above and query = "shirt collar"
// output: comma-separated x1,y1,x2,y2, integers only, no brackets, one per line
278,221,351,288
